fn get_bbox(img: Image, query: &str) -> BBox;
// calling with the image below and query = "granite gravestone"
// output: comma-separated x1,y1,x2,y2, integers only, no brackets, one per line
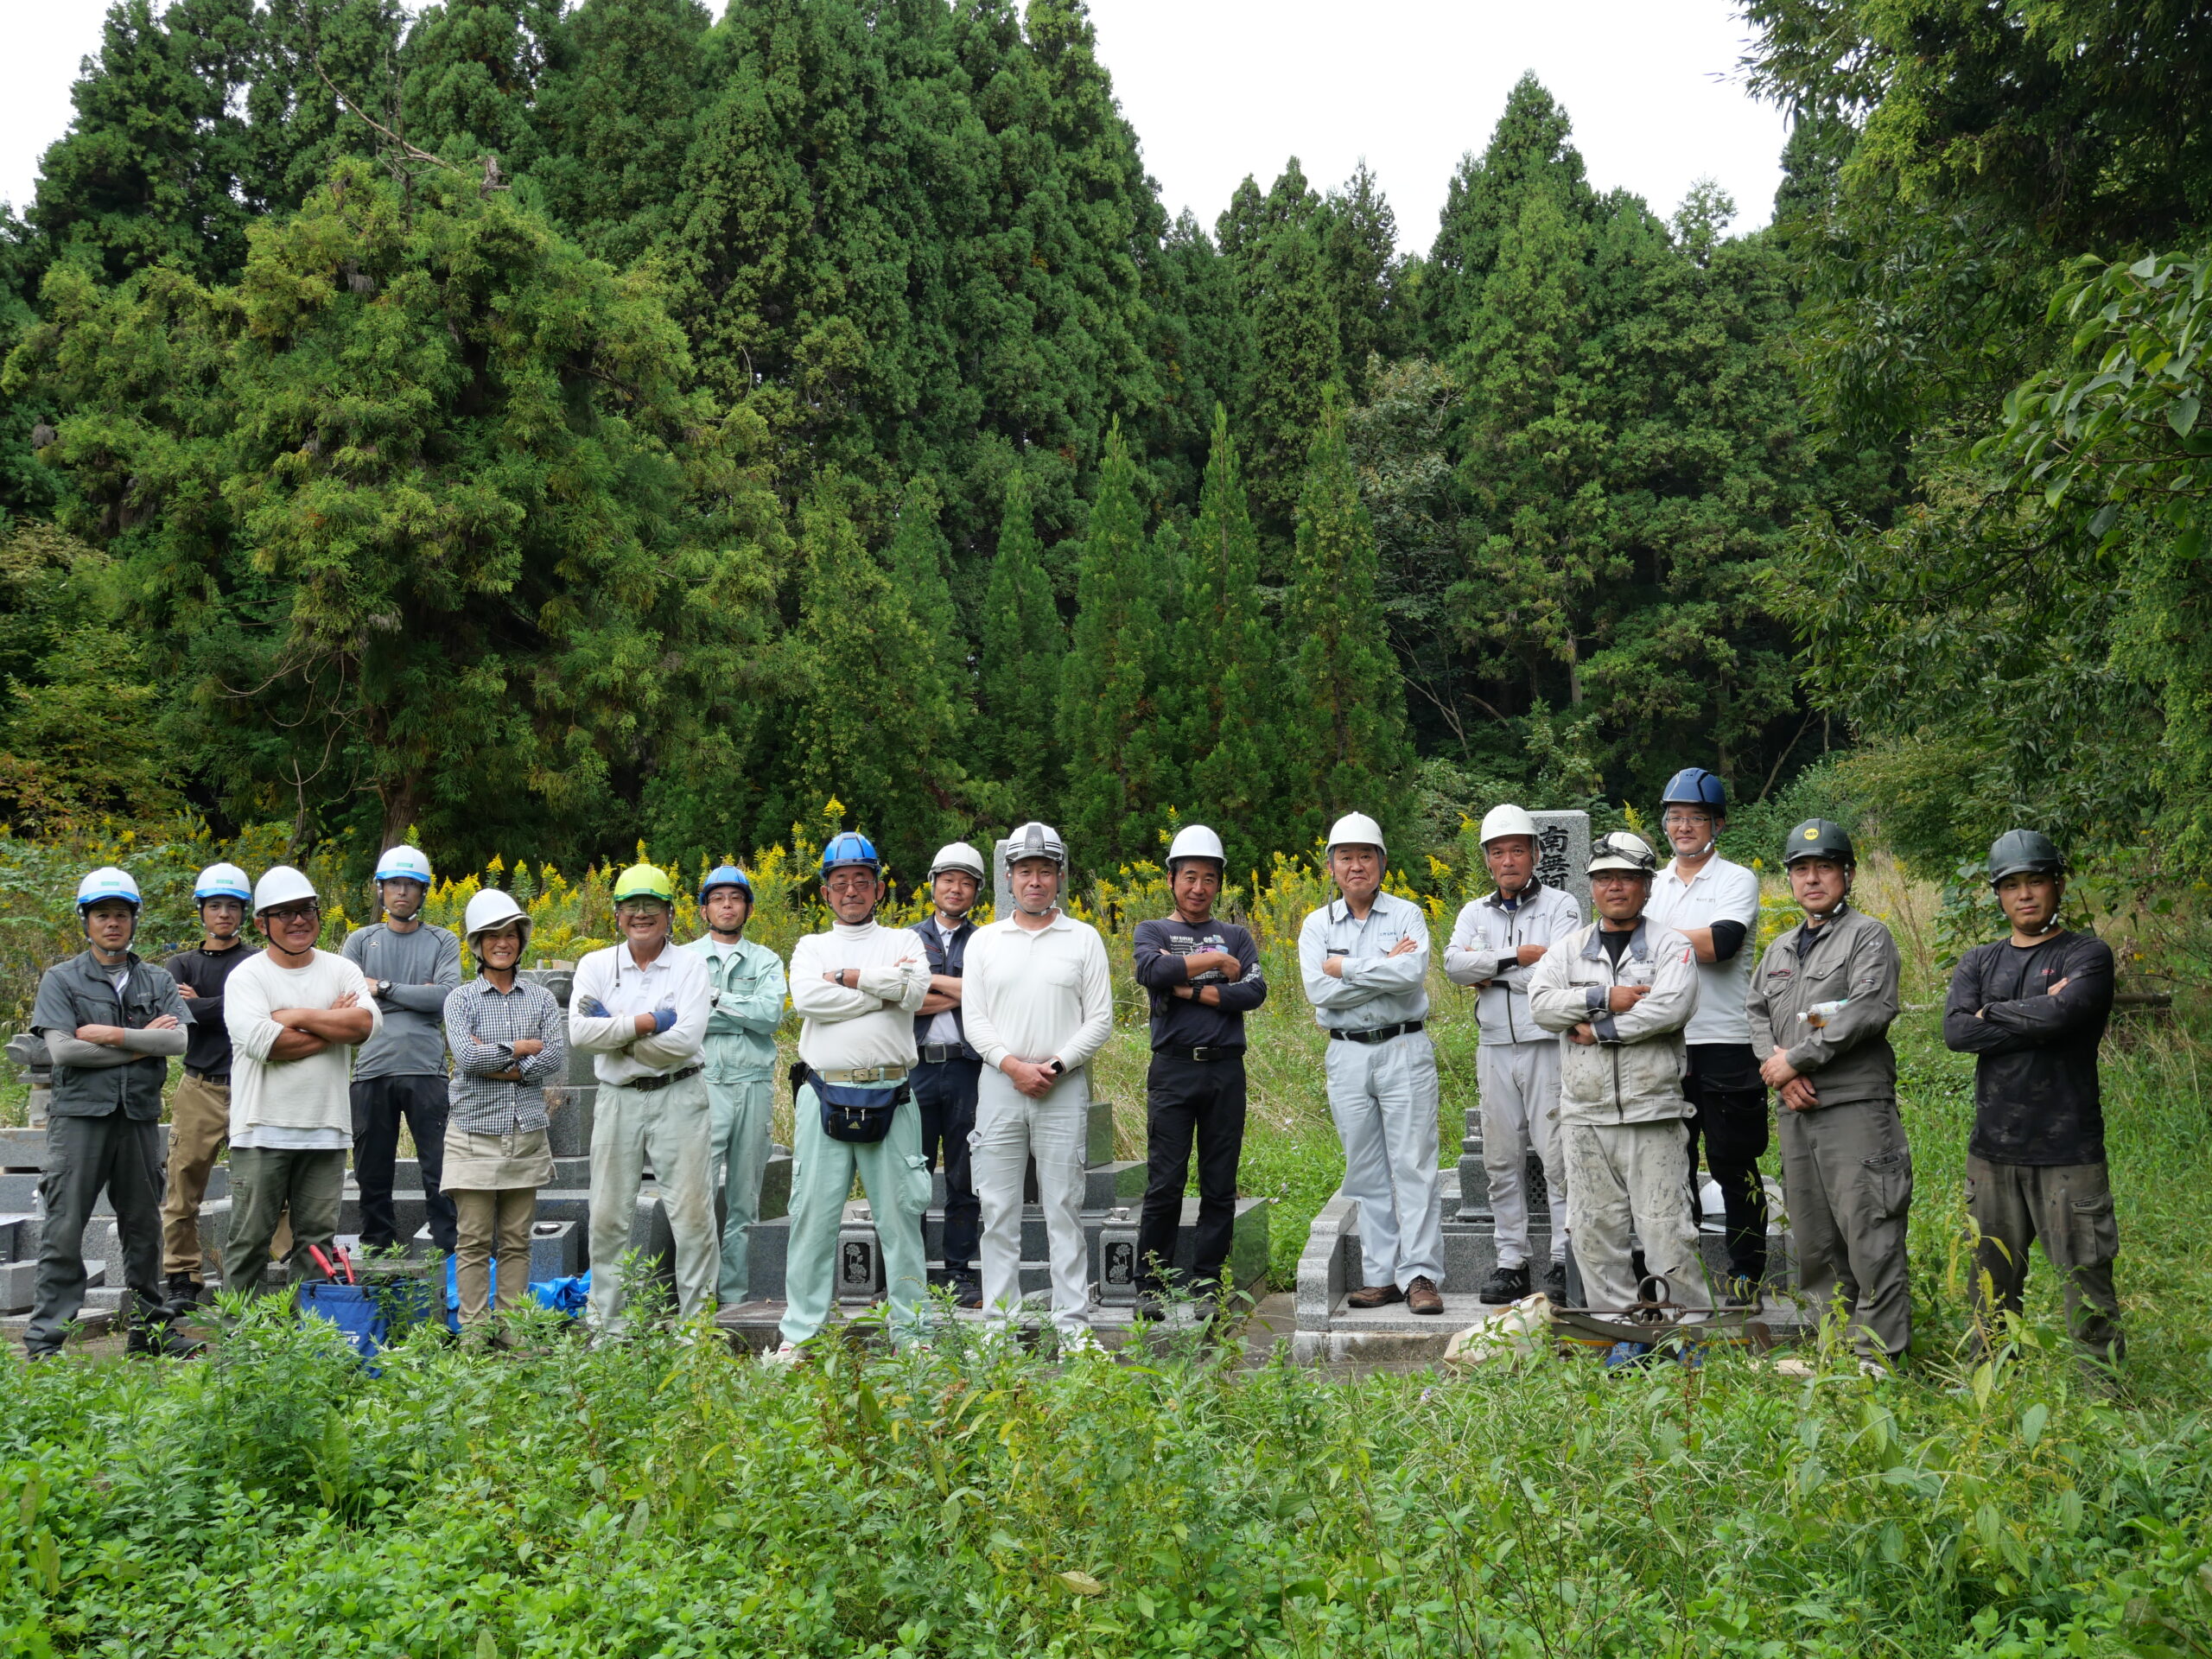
1456,809,1589,1223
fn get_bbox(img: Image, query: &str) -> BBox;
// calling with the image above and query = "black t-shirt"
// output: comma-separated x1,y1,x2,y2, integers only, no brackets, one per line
1942,930,2114,1166
1598,928,1632,967
164,940,255,1078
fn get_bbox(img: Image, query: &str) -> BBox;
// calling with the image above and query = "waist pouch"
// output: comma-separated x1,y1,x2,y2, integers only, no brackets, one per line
801,1065,912,1143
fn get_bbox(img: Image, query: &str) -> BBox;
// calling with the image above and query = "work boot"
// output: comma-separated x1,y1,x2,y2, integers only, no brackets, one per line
953,1274,983,1311
1479,1263,1530,1305
1724,1274,1760,1308
128,1321,206,1360
164,1272,206,1314
1406,1276,1445,1316
1541,1261,1569,1305
1345,1282,1403,1309
1133,1292,1166,1323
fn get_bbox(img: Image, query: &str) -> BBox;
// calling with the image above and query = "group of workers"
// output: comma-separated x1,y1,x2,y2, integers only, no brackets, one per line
21,776,2124,1373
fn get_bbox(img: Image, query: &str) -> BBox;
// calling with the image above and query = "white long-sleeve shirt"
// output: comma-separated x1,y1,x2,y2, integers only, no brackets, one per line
568,939,709,1085
1444,881,1584,1046
961,911,1114,1072
789,921,930,1071
1298,891,1431,1031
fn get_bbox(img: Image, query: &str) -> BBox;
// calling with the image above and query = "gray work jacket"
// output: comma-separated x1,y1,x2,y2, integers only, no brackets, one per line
29,949,191,1121
1745,906,1900,1109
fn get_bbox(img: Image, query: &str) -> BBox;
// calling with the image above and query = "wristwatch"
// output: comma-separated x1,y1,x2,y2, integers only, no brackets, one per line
375,980,393,998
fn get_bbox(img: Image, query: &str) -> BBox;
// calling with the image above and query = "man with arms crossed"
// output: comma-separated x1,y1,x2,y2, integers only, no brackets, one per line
1445,804,1580,1305
26,868,196,1358
344,844,461,1257
159,861,259,1309
1131,823,1267,1318
1300,812,1446,1316
770,832,932,1362
224,867,382,1296
1529,831,1709,1363
1944,830,2120,1370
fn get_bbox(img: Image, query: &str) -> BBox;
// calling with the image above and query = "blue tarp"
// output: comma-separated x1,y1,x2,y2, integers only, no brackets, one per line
442,1258,590,1330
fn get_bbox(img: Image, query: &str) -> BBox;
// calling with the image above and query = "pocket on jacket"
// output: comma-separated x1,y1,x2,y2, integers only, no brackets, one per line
1859,1145,1913,1222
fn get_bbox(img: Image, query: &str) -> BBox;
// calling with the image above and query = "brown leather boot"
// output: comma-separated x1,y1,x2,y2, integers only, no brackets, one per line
1406,1276,1445,1316
1345,1282,1404,1309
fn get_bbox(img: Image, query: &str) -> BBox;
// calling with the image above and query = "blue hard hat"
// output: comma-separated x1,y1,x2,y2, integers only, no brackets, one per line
1660,767,1728,813
699,863,754,904
818,831,880,881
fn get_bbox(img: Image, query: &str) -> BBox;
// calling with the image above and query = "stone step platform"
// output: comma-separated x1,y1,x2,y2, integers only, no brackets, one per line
742,1196,1268,1306
711,1295,1232,1356
1299,1287,1815,1365
1294,1171,1803,1363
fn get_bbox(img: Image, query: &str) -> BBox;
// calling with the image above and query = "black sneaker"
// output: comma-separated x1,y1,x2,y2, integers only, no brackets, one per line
953,1274,983,1310
1479,1263,1531,1305
1724,1274,1760,1308
1132,1294,1166,1322
163,1273,206,1315
1541,1261,1569,1305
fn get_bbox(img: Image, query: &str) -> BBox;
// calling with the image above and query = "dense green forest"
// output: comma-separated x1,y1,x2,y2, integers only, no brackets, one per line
0,0,2206,893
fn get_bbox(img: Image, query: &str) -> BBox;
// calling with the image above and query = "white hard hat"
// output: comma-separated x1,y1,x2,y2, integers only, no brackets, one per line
1477,804,1539,847
194,861,252,903
1586,830,1659,877
374,844,433,885
463,887,531,949
75,867,142,912
928,842,986,882
253,865,321,914
1166,824,1226,868
1004,822,1067,868
1324,812,1387,858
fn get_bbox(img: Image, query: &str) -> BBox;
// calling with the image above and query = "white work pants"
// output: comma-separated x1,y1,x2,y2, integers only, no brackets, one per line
1562,1117,1713,1317
587,1072,717,1335
1478,1039,1567,1268
973,1065,1092,1332
1325,1031,1446,1290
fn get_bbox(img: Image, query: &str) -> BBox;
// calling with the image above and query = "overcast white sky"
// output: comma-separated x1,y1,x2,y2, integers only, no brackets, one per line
3,1,1788,250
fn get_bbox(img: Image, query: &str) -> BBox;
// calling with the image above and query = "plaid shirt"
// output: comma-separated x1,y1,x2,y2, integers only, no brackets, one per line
442,976,567,1135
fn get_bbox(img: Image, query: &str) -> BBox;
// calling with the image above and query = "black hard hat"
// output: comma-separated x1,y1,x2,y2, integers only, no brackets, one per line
1986,829,2063,886
1783,817,1856,867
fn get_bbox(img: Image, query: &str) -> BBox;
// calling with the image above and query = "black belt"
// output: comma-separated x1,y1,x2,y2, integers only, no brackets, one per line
185,1065,229,1083
620,1063,703,1093
916,1043,975,1065
1328,1020,1426,1045
1154,1044,1243,1065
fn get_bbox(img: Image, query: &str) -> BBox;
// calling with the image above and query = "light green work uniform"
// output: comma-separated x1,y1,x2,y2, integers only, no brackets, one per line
685,934,787,1303
778,1084,932,1348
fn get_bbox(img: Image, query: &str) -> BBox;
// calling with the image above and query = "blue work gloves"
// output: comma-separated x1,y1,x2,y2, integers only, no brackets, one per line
652,1006,678,1034
579,995,611,1019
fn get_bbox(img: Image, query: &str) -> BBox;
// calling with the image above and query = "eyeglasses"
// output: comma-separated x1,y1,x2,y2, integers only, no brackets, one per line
262,905,321,925
1661,810,1714,830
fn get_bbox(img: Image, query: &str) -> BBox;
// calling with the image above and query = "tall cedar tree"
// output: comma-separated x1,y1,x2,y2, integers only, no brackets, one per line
534,0,713,269
1282,396,1413,847
790,479,963,872
25,0,258,289
245,0,408,223
1058,426,1167,868
1178,406,1281,869
978,470,1065,818
5,157,783,862
399,0,561,170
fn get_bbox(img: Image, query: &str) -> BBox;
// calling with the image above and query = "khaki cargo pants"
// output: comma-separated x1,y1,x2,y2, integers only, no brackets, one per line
162,1071,289,1282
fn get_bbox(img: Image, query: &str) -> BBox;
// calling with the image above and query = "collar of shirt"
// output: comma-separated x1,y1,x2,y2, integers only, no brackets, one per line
1000,910,1074,937
1485,882,1543,914
1793,902,1853,957
1580,919,1650,962
1325,891,1414,931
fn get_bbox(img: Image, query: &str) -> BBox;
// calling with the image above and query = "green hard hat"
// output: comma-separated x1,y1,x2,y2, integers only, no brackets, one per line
612,863,675,905
1783,817,1856,867
1986,829,2063,886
